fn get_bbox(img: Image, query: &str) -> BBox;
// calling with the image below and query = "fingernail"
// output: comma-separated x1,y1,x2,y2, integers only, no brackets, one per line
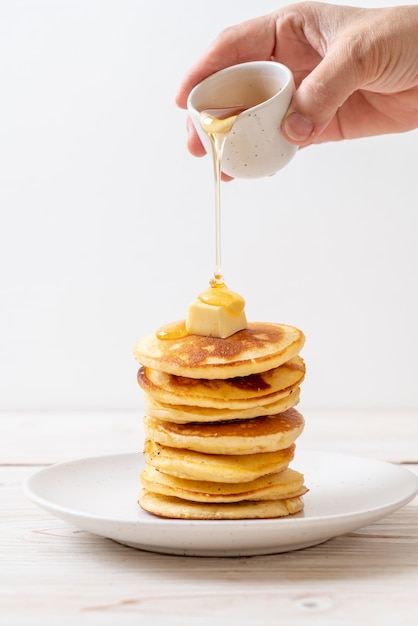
284,112,314,142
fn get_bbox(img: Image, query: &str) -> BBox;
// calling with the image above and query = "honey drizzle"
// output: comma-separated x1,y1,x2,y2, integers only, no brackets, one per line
156,108,246,341
199,107,246,285
198,281,245,315
156,320,187,340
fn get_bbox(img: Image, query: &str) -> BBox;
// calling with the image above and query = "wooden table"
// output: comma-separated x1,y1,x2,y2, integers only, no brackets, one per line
2,409,417,625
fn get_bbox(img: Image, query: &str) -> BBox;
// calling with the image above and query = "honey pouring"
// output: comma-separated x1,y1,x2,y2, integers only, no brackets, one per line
157,106,248,340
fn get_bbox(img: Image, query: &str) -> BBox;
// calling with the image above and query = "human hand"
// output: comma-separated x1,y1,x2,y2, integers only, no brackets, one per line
176,2,418,153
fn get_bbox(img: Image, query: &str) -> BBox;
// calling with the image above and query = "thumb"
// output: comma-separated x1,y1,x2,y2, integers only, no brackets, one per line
282,52,363,145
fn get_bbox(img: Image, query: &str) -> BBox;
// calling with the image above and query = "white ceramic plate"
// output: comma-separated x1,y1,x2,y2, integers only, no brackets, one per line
23,450,418,557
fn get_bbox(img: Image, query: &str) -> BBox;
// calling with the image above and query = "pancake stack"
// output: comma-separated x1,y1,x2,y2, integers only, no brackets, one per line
133,321,308,520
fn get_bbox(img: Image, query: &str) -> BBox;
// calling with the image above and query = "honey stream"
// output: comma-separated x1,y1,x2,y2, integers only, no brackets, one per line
156,107,245,341
199,107,246,287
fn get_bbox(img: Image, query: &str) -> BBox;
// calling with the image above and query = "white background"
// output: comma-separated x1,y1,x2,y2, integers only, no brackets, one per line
1,0,417,412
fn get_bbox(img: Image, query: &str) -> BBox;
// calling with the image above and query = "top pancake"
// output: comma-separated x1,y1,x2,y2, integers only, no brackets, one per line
133,322,305,379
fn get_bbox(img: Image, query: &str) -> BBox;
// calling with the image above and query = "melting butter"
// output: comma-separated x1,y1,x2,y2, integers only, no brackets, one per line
186,280,247,339
198,279,245,317
156,281,247,341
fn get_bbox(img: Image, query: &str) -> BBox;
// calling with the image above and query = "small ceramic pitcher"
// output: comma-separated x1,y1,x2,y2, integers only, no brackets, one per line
187,61,297,179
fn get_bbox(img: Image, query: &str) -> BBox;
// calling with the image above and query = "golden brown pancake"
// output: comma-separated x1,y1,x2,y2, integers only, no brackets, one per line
135,317,307,520
137,356,305,409
143,387,300,423
133,322,305,379
138,489,305,520
144,440,296,482
141,465,307,503
143,407,305,455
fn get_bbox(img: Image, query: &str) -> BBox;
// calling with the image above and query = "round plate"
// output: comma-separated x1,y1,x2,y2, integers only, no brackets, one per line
23,450,418,557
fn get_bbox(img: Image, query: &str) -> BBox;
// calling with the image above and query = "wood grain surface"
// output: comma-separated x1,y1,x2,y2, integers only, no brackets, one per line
1,410,417,625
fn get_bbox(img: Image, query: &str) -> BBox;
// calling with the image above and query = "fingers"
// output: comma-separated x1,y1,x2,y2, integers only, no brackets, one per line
175,15,277,109
177,4,377,148
282,112,315,144
279,3,389,145
282,41,365,145
176,13,278,168
186,117,206,157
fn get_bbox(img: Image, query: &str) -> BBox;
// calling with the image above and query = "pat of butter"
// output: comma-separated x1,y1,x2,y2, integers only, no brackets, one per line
186,299,247,339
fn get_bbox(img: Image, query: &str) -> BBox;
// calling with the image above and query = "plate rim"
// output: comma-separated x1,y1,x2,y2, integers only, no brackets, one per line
23,449,418,555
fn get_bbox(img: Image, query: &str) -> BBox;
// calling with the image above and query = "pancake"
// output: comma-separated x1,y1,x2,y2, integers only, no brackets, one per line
140,465,307,503
137,356,305,409
143,387,300,423
133,322,305,379
138,489,305,520
143,407,305,455
144,440,296,482
135,316,307,520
